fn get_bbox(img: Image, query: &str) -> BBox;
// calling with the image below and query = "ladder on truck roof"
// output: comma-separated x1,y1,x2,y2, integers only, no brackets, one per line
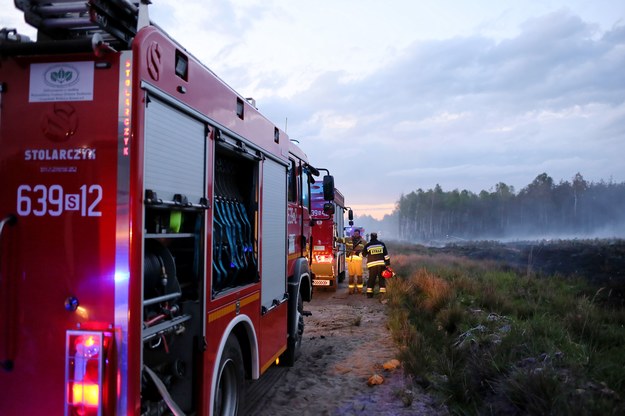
9,0,151,51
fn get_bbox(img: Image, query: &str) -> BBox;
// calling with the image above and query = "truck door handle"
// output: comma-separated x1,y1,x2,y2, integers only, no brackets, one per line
1,214,17,371
0,213,17,275
0,214,17,237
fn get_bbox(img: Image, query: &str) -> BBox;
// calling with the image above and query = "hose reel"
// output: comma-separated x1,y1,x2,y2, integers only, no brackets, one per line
144,240,181,302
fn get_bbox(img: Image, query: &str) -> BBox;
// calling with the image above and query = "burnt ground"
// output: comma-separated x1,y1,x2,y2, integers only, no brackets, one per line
428,239,625,305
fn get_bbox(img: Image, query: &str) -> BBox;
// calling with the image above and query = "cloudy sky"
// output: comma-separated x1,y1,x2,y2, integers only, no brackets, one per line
2,1,624,219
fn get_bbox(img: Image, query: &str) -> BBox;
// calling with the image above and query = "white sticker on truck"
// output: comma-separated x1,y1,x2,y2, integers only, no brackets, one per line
29,62,94,102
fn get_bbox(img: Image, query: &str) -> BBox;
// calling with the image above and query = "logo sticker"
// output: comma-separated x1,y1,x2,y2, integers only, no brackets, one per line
44,65,80,87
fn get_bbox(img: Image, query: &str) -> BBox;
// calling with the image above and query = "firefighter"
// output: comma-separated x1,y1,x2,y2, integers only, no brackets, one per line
362,232,391,298
345,228,365,294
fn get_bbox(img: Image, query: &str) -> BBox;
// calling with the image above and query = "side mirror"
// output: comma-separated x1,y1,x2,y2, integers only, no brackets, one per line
348,209,353,221
308,165,320,177
323,175,335,201
323,202,335,215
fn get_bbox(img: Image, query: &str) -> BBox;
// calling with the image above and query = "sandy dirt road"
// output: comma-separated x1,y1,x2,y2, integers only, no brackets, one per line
242,280,446,415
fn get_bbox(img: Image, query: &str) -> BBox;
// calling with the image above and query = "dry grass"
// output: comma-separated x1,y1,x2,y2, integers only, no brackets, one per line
385,241,625,415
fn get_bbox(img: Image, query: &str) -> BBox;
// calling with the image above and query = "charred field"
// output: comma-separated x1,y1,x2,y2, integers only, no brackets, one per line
395,238,625,306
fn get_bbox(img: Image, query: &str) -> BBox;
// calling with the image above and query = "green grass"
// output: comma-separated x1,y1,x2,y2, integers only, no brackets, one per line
385,243,625,415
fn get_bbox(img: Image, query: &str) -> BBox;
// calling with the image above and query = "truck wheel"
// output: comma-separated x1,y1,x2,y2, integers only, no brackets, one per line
280,291,304,366
214,335,245,416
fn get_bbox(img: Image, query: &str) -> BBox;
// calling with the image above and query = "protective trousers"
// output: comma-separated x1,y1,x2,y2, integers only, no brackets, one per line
366,264,386,298
346,255,364,294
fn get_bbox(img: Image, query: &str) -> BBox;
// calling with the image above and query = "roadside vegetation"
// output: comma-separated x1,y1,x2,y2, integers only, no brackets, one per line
385,241,625,415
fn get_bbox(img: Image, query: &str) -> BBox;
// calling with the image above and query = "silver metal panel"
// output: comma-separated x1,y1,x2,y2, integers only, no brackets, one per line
144,97,205,203
261,158,287,308
114,50,133,415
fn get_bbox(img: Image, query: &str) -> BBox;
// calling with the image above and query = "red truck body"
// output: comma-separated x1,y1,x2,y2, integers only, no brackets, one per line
0,3,330,415
310,185,346,289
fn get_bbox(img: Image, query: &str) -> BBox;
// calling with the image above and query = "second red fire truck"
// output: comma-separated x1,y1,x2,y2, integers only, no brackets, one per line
310,182,350,290
0,1,336,415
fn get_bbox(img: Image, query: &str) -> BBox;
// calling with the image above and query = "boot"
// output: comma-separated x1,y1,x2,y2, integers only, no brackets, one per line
356,277,363,294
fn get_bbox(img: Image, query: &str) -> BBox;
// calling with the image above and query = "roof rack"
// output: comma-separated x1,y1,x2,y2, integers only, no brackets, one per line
13,0,150,49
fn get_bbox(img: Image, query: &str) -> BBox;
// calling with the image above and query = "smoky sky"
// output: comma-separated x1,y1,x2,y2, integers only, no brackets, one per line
257,10,625,212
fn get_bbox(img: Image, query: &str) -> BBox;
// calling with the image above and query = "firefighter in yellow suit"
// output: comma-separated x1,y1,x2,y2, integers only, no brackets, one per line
345,228,365,294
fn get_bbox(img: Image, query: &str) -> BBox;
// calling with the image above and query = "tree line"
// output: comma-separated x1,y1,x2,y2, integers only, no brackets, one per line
394,173,625,242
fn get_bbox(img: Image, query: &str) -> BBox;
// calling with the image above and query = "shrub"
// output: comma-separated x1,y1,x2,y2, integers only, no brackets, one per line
385,241,625,414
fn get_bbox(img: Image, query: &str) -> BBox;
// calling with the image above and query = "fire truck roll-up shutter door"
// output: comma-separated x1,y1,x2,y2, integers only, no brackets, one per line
144,97,206,204
261,158,287,310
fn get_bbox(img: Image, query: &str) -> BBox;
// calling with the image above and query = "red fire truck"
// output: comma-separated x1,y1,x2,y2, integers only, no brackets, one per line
310,182,349,290
0,2,334,415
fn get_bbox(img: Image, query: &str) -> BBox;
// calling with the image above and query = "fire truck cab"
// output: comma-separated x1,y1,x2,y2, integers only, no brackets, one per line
0,2,332,415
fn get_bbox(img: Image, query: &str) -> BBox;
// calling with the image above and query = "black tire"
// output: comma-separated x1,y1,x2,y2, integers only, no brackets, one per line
280,291,304,366
338,270,346,283
214,335,245,416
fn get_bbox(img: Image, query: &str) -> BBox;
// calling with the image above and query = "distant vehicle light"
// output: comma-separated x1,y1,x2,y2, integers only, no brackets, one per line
314,255,333,263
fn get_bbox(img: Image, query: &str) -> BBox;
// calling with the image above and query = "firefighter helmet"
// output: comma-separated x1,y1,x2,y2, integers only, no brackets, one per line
382,266,394,279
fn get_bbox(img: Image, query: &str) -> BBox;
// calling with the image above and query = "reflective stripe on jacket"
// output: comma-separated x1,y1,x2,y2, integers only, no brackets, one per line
362,240,390,269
